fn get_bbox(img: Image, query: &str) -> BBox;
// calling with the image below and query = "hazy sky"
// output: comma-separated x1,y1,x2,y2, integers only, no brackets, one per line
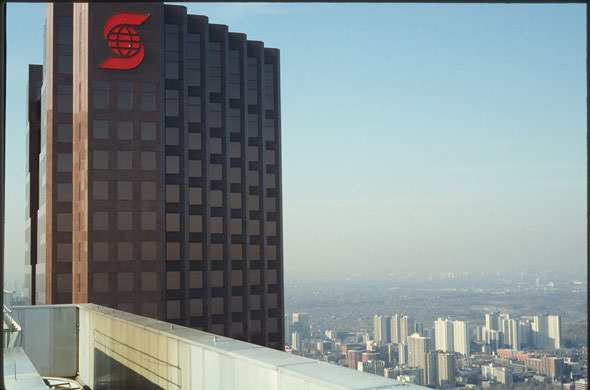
3,3,586,287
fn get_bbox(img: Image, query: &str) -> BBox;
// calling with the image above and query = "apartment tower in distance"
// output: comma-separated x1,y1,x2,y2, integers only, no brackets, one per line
27,2,284,350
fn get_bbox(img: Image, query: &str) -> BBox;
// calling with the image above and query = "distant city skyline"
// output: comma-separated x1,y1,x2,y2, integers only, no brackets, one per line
4,3,586,286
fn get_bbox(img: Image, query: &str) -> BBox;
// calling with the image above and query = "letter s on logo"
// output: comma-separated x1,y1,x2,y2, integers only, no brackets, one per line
99,13,150,70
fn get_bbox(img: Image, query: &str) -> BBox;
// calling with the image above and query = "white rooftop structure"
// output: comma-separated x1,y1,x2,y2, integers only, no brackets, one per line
5,304,427,390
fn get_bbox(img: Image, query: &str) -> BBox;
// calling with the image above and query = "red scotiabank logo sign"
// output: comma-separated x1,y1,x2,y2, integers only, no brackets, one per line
99,13,150,70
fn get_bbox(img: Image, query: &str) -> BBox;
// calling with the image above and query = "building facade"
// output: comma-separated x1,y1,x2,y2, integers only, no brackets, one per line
25,65,44,305
437,352,456,387
400,315,414,344
373,314,391,345
407,333,431,369
434,317,454,352
391,314,401,344
28,2,284,350
547,315,561,349
452,320,470,355
32,3,75,306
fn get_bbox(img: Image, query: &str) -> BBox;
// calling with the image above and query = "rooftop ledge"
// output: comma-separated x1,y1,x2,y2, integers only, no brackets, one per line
8,304,425,390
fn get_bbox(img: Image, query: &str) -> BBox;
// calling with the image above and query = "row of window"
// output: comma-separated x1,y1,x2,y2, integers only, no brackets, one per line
56,17,72,74
64,150,276,178
167,300,281,323
165,214,278,235
55,69,274,114
91,150,155,171
168,305,280,325
90,269,280,296
93,271,157,292
91,81,156,111
165,270,279,289
85,150,278,179
60,209,279,235
166,242,279,260
88,239,279,263
92,211,157,231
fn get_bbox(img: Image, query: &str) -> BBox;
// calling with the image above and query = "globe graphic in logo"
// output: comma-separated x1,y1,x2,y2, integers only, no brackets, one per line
107,25,141,57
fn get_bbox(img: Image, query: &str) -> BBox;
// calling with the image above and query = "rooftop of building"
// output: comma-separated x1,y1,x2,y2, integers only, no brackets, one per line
4,304,427,390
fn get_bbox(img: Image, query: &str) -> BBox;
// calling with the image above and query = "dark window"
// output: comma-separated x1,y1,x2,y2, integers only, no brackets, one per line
230,193,241,208
210,137,222,155
57,17,72,74
92,180,109,200
166,185,180,203
230,142,240,158
117,181,133,200
166,156,180,174
264,64,275,110
247,57,258,104
92,81,109,109
141,151,156,170
141,212,157,231
141,183,156,201
188,160,201,177
266,150,275,165
210,164,222,180
93,120,109,139
166,127,179,146
57,123,72,142
248,170,259,186
189,187,202,205
57,44,72,74
188,60,201,87
140,121,156,141
56,153,72,172
57,85,72,113
229,50,240,99
210,103,222,128
93,151,109,170
265,119,275,141
248,146,259,162
117,82,133,110
188,96,201,123
117,121,132,140
57,17,72,44
189,215,202,232
210,41,222,93
188,133,201,150
230,167,241,184
166,213,180,232
248,114,258,137
210,191,223,208
187,33,200,57
165,90,179,117
117,151,132,170
165,24,179,80
229,109,241,133
117,212,133,231
140,83,155,111
187,33,201,87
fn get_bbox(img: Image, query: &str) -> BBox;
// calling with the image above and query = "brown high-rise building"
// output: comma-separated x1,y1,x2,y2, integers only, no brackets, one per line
31,3,74,305
25,64,43,305
27,2,284,350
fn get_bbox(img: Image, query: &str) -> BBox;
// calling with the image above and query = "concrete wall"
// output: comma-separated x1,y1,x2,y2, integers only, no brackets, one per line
10,305,77,377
